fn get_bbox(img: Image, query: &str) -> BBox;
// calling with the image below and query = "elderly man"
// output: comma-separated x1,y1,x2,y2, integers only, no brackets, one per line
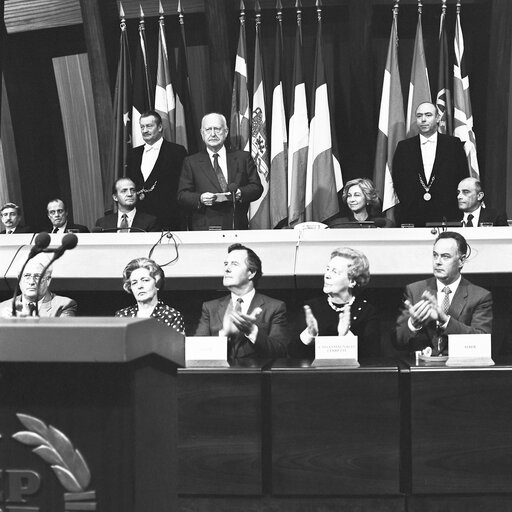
95,177,160,232
457,177,508,227
178,113,262,230
1,203,32,234
392,102,469,226
127,110,187,230
395,231,492,354
0,255,77,317
195,243,288,359
47,198,89,233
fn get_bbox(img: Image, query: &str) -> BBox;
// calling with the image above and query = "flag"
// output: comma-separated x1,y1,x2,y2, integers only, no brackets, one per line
249,9,270,229
287,11,308,226
454,8,479,178
373,5,405,215
406,9,431,137
304,10,342,223
155,4,176,142
175,4,195,153
269,6,288,229
436,3,453,135
109,10,132,207
131,10,153,148
230,6,250,152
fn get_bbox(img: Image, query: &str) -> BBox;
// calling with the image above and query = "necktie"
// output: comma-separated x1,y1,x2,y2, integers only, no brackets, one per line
7,229,13,234
28,302,36,316
234,297,243,313
466,214,474,227
119,214,129,233
212,153,228,192
441,286,452,314
52,227,59,234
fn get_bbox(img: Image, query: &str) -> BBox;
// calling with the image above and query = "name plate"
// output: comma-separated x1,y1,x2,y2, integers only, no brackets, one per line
313,334,359,367
185,336,228,367
447,333,494,366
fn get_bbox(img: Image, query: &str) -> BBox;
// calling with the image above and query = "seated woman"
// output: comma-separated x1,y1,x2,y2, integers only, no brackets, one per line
115,257,185,334
292,247,380,359
330,178,394,227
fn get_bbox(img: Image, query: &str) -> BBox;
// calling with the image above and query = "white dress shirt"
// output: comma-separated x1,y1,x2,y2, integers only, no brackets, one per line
207,145,228,183
419,132,438,183
463,206,482,227
117,208,137,228
141,137,163,181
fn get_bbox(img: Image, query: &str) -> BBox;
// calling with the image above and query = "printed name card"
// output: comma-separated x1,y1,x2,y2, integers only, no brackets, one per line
447,333,494,366
185,336,227,363
314,334,358,364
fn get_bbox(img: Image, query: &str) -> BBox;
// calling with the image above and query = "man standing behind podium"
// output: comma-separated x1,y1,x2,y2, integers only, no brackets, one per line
395,231,492,354
177,113,262,230
195,243,288,359
127,110,187,230
95,178,160,232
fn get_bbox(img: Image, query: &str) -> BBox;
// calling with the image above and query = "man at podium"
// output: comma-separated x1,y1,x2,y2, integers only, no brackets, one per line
0,255,77,317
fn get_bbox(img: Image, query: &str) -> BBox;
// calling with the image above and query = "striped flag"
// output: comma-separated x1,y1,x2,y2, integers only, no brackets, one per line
230,4,250,152
304,7,342,223
131,8,153,148
154,2,176,142
175,2,195,153
287,6,308,226
110,6,132,195
269,4,288,229
249,7,270,229
406,8,431,137
373,4,405,215
436,2,453,135
454,6,479,178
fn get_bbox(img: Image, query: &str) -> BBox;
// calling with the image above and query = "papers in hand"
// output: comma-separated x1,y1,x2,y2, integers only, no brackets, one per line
214,192,233,203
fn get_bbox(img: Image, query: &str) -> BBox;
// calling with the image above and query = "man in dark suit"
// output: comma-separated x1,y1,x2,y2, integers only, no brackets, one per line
195,243,288,359
1,202,32,234
457,177,508,227
127,110,187,230
392,102,469,227
396,231,492,354
47,198,89,233
95,178,160,232
177,112,263,230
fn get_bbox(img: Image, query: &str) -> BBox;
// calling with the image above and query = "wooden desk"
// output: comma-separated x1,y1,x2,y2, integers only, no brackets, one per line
270,359,401,495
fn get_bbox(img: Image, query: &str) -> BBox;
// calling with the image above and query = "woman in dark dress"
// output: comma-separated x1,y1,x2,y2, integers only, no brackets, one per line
296,247,380,359
115,257,185,334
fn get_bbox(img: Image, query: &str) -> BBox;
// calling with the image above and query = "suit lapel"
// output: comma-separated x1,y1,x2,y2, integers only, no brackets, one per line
247,292,264,315
412,136,428,182
448,278,468,318
216,296,232,329
226,151,238,184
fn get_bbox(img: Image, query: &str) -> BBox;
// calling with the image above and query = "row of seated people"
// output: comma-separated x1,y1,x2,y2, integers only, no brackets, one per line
0,173,507,236
0,233,492,361
1,105,508,234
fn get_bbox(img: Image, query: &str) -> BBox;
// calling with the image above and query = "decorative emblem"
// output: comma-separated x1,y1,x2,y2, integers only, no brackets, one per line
12,413,96,511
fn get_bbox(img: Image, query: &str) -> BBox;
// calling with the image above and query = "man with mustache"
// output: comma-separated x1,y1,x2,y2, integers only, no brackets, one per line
177,112,262,230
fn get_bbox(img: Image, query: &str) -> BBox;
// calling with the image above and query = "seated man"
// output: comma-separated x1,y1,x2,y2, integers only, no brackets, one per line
1,202,32,234
95,177,161,232
395,231,492,354
0,255,77,317
457,177,508,226
195,243,288,359
47,198,89,233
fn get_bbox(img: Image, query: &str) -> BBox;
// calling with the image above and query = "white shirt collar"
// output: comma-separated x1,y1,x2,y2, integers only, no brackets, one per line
436,275,462,294
420,132,438,144
463,205,482,223
207,145,227,160
144,137,164,152
118,208,137,225
230,288,256,313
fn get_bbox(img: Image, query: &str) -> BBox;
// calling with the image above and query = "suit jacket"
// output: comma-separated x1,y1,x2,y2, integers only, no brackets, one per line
0,293,77,317
392,134,469,226
195,292,288,359
459,207,508,227
178,148,263,230
95,210,161,232
395,277,493,353
48,222,90,233
1,225,33,234
127,139,187,230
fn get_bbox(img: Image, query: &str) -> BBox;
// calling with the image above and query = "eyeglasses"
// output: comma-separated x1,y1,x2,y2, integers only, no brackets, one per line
22,273,49,282
48,209,64,216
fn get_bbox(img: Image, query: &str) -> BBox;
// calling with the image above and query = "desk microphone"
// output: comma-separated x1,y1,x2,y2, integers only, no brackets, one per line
11,232,52,317
91,226,147,233
228,183,238,231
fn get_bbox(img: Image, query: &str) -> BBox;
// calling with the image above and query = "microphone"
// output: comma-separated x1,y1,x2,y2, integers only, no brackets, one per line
91,226,147,233
11,232,52,317
228,183,238,231
34,233,78,317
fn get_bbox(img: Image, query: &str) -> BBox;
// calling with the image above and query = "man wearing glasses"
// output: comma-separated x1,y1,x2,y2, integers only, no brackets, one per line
177,112,262,230
0,256,77,317
47,198,89,233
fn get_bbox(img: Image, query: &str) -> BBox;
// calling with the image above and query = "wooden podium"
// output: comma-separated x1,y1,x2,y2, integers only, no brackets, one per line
0,317,184,512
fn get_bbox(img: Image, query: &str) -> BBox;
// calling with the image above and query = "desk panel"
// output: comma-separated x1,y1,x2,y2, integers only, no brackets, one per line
271,360,401,495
